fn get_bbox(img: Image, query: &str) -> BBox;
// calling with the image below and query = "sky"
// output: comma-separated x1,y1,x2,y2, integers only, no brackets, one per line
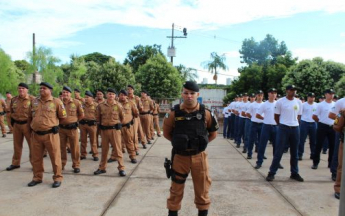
1,0,345,84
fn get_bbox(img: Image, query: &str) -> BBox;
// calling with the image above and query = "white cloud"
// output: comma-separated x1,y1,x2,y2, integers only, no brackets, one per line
341,33,345,37
1,0,345,60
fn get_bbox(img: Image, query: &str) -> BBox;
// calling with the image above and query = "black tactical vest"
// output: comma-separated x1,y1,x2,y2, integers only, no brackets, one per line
171,104,209,153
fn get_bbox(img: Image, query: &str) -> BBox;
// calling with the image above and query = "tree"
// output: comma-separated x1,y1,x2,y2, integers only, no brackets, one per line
88,58,137,94
60,55,88,94
335,75,345,97
175,64,198,82
26,47,63,96
0,49,25,95
14,60,30,72
202,52,228,84
323,61,345,83
239,34,291,66
123,44,164,73
282,57,333,98
136,54,182,99
81,52,114,65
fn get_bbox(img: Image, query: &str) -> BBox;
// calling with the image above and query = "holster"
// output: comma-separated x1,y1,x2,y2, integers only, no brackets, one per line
164,158,172,179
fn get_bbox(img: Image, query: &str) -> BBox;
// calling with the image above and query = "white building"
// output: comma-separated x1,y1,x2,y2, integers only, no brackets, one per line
202,78,208,84
226,78,232,85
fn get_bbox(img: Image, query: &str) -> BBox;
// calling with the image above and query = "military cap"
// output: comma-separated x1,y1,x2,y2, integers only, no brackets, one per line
96,89,105,95
324,89,335,94
141,90,148,94
334,95,339,99
256,90,264,95
127,85,135,90
307,92,315,97
18,83,29,89
183,81,199,92
243,92,248,96
6,91,11,94
40,82,53,90
239,94,243,97
59,92,62,96
250,93,256,97
85,91,93,97
74,88,80,93
286,84,297,90
295,94,299,98
119,89,128,96
235,95,239,97
63,86,72,93
277,94,282,98
268,88,277,93
107,88,116,94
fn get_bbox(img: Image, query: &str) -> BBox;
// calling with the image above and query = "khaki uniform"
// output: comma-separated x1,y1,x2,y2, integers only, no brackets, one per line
80,101,98,158
59,98,84,169
30,96,67,182
5,98,13,133
152,102,161,136
0,100,6,135
97,101,125,171
118,99,139,160
140,97,154,141
10,95,35,166
163,103,218,211
95,98,105,147
75,96,85,104
128,95,147,148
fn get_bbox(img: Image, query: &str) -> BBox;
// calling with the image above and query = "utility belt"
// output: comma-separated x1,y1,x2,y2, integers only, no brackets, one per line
0,112,5,116
59,122,78,130
140,111,151,115
122,119,134,129
99,123,122,130
79,119,97,126
12,118,28,125
171,134,208,153
34,126,59,135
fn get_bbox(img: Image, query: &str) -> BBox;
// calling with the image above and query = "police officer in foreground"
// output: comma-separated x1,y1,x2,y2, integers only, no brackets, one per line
28,82,67,188
163,81,218,216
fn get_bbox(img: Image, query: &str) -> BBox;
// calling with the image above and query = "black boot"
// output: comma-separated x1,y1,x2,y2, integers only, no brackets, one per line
198,209,208,216
168,210,178,216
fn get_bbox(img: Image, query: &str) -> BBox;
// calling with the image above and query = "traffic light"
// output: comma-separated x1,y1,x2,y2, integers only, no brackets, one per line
183,28,187,36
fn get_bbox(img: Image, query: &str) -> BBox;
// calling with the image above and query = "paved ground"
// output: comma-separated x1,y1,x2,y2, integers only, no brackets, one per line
0,132,339,216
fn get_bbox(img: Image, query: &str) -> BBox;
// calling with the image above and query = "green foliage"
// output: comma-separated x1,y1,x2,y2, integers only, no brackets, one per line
323,61,345,82
60,55,88,94
202,52,228,84
239,34,291,66
124,44,163,73
14,60,30,72
88,58,137,94
175,64,198,82
136,54,182,99
335,75,345,97
282,57,333,98
81,52,114,65
0,49,25,96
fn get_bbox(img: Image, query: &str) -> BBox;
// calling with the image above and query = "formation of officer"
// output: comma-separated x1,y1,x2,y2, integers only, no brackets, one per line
5,92,13,134
163,81,218,216
0,98,7,137
140,90,154,144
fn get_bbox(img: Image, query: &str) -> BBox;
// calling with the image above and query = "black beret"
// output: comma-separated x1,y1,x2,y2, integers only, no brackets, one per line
6,91,11,94
268,88,277,93
250,93,256,97
286,84,297,90
40,82,53,90
141,90,148,94
183,81,199,92
119,89,128,96
307,92,315,97
243,92,248,96
96,89,105,95
256,90,263,95
18,83,29,89
324,89,335,94
107,88,116,94
74,88,80,93
59,92,62,96
63,86,72,93
127,85,135,90
85,91,93,97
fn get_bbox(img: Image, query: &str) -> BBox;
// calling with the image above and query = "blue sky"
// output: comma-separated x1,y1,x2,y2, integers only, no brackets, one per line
1,0,345,84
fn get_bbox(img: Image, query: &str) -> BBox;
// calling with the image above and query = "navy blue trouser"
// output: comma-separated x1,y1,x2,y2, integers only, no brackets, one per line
330,132,340,175
257,124,277,165
313,122,335,167
269,124,300,175
248,122,262,157
230,114,236,139
223,117,229,138
236,117,246,145
244,119,251,150
298,120,316,158
226,115,232,138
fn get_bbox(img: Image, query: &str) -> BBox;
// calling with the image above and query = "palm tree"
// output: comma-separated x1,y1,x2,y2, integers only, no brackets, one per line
202,52,228,84
175,64,198,82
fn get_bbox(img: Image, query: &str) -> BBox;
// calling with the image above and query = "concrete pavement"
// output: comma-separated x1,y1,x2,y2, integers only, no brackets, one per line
0,133,339,216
